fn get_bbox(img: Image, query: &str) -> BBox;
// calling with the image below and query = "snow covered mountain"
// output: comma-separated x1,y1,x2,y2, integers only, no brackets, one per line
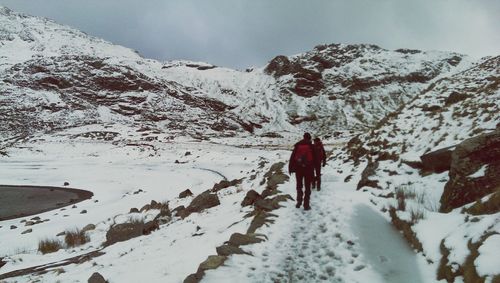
0,6,478,148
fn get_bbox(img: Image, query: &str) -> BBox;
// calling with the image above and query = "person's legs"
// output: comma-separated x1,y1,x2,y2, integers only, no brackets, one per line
295,171,304,208
303,169,313,210
315,165,322,190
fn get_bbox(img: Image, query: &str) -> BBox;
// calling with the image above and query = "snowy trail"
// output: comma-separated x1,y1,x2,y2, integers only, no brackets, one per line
352,205,425,283
204,165,431,283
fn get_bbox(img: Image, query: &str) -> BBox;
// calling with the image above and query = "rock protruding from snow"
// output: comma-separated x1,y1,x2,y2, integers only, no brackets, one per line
440,128,500,212
105,220,159,246
88,272,107,283
420,146,454,173
241,190,262,207
177,191,220,218
179,189,193,198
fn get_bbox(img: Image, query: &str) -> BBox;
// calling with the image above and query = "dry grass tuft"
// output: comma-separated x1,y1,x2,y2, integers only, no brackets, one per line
38,238,62,254
64,228,89,248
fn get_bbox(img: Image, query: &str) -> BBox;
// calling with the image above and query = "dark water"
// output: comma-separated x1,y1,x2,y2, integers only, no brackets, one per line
0,185,93,220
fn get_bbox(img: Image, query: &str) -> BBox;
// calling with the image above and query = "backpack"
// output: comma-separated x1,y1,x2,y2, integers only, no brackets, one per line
294,144,314,168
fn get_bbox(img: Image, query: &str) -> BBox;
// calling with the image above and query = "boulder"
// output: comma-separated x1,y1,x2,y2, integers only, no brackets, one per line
211,179,242,192
88,272,107,283
0,257,6,269
105,219,159,246
254,199,276,211
241,190,261,207
420,146,454,173
143,220,159,235
185,191,220,214
21,228,32,234
440,129,500,212
179,189,193,198
129,207,139,213
216,244,250,256
227,233,264,246
172,205,186,215
184,272,204,283
198,255,226,271
82,224,96,233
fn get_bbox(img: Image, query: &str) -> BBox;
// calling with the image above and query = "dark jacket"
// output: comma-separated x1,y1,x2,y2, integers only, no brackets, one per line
289,139,317,173
313,141,327,166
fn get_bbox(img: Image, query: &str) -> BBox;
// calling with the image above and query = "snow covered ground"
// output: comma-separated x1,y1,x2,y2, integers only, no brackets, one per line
0,137,441,283
0,134,291,282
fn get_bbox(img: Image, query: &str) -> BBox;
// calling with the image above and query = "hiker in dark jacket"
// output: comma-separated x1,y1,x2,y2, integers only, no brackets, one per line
289,132,317,210
312,137,327,190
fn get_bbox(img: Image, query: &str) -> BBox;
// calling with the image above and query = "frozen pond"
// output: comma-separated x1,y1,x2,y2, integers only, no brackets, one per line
0,185,93,220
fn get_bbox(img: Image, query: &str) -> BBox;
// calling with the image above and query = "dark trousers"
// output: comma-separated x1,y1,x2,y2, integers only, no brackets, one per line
295,169,314,208
313,164,322,189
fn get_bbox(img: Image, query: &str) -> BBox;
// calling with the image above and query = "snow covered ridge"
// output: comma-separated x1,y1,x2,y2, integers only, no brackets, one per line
341,55,499,282
0,5,486,145
0,6,140,72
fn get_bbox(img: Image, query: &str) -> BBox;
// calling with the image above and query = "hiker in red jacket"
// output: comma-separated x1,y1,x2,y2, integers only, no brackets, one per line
312,137,327,190
289,132,317,210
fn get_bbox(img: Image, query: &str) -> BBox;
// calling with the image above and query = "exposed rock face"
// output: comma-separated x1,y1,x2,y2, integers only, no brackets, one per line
264,55,324,97
420,146,454,173
440,129,500,212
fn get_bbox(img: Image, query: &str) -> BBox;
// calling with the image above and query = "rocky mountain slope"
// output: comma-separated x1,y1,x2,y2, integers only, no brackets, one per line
342,54,499,282
0,6,478,149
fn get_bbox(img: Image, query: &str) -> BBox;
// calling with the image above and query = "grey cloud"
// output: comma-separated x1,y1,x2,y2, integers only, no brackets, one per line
0,0,498,68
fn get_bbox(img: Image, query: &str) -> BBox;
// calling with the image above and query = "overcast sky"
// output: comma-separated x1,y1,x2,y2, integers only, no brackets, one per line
1,0,499,69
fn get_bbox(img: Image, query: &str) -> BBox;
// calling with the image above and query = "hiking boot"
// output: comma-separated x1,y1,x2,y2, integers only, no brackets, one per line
296,203,301,208
304,206,311,211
